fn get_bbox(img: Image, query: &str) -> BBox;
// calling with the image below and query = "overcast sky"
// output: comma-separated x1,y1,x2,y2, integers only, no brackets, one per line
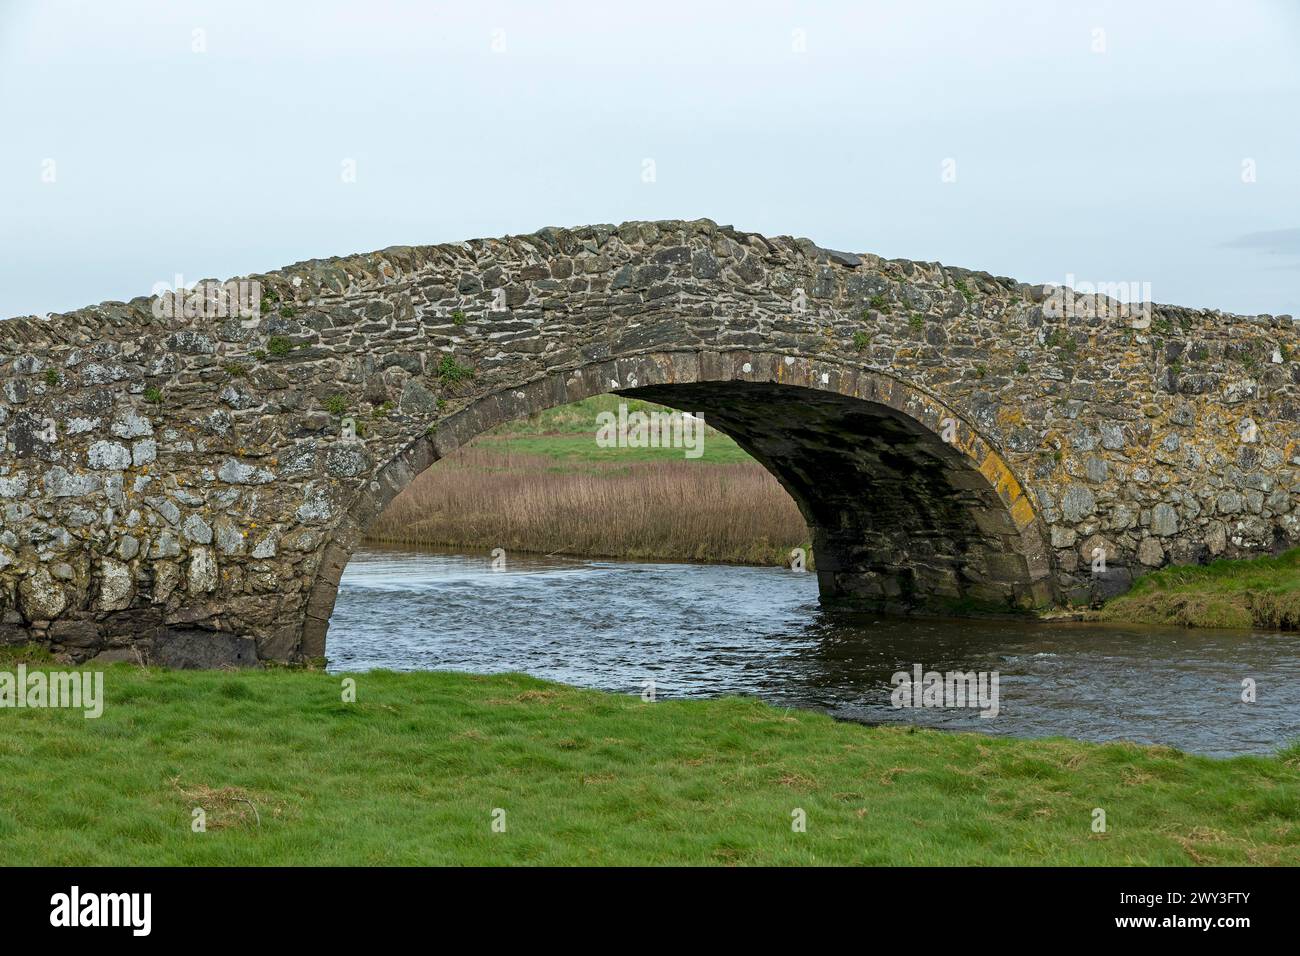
2,0,1298,319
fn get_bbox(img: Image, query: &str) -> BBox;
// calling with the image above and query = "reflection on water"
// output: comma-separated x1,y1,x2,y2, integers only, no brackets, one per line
328,544,1300,757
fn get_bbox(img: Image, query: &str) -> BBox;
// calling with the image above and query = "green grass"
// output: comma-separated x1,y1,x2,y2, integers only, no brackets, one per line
1100,548,1300,630
490,394,686,435
475,433,752,466
435,353,474,384
478,394,751,466
1,652,1296,865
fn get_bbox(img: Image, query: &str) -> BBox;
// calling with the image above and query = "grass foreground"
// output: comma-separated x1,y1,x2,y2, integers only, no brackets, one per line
1,653,1297,865
1098,547,1300,630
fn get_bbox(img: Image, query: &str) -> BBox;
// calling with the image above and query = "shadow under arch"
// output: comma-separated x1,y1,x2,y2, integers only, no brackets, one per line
302,350,1057,658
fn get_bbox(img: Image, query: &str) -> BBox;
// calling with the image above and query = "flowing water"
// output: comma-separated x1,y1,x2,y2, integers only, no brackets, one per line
327,544,1300,757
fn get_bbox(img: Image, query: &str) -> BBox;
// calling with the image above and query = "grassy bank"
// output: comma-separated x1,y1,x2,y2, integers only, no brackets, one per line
369,395,811,566
1,650,1296,865
1099,548,1300,630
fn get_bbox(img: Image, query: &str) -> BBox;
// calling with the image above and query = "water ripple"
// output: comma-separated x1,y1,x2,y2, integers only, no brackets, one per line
327,545,1300,757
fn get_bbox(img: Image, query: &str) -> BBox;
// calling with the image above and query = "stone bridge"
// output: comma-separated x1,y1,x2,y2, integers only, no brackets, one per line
1,220,1297,666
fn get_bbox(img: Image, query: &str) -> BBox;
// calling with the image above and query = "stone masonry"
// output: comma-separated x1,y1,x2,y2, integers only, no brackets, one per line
0,219,1296,665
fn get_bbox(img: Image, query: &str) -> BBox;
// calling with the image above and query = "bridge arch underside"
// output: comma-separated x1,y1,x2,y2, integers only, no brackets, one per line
624,379,1052,614
308,352,1056,659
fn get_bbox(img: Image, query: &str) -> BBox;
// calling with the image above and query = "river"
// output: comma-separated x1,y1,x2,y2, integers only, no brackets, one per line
327,544,1300,757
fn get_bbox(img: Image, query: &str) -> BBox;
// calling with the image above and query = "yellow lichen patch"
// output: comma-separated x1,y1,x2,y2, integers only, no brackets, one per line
978,452,1032,525
997,405,1025,428
1009,495,1037,531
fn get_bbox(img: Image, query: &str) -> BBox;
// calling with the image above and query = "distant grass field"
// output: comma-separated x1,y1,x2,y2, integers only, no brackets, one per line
471,432,756,466
1099,548,1300,630
476,394,754,465
1,650,1296,865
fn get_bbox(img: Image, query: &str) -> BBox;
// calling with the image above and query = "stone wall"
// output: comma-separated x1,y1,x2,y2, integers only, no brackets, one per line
1,219,1296,665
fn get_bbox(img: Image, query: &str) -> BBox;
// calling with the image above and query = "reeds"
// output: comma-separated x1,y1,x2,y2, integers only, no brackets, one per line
365,446,810,566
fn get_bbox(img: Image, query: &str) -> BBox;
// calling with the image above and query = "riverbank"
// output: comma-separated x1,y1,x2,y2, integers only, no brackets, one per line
2,648,1296,865
1097,547,1300,630
368,395,811,567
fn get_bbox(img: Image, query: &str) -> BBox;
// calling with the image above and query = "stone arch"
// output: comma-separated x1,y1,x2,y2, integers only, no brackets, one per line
301,349,1056,659
9,219,1291,667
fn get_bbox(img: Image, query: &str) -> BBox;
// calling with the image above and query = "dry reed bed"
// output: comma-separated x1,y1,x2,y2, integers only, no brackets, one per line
366,447,810,566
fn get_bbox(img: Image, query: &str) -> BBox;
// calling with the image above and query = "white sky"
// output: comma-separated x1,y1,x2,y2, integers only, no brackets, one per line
2,0,1298,318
